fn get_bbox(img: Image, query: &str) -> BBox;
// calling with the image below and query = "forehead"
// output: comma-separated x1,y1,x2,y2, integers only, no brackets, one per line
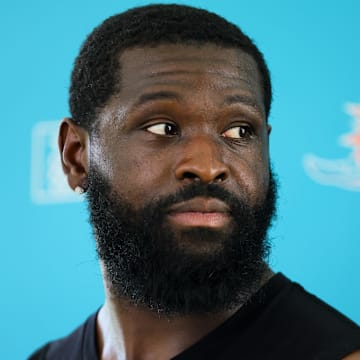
115,44,264,111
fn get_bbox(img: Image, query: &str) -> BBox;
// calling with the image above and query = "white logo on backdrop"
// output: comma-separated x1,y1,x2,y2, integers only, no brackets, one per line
31,120,82,204
303,103,360,191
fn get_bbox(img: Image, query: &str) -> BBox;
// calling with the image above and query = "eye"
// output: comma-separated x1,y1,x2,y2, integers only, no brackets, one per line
222,125,253,139
145,122,179,136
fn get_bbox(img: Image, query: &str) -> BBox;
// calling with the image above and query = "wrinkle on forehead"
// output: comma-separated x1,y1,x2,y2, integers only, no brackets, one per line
142,71,257,91
120,44,260,83
98,44,266,123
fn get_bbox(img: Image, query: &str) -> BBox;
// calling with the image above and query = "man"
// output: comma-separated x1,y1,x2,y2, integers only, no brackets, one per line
29,4,360,359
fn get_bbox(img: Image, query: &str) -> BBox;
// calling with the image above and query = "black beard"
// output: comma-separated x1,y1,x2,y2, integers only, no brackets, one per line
87,166,277,316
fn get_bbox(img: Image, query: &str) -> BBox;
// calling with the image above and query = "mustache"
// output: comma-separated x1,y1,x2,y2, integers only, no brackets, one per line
149,182,248,216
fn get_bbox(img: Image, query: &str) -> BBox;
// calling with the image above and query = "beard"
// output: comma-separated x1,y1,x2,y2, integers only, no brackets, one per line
86,165,277,316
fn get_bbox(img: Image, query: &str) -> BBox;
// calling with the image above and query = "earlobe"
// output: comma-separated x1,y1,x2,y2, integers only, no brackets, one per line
59,118,89,192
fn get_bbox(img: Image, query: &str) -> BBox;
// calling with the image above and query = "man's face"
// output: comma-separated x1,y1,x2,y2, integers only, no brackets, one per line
87,44,275,315
92,44,270,208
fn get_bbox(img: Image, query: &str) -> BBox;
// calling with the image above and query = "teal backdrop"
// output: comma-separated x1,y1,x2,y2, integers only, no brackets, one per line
1,1,359,358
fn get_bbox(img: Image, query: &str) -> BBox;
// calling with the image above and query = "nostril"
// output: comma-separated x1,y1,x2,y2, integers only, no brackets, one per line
182,172,201,181
214,172,227,183
181,171,227,183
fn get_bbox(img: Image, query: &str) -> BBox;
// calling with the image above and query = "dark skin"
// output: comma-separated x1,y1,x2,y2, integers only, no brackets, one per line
59,44,360,360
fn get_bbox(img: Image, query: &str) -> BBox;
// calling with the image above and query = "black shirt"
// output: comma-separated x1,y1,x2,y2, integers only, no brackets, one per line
29,273,360,359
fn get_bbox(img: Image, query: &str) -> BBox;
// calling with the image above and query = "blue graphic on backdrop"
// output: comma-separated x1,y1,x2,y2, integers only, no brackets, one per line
31,120,81,204
303,103,360,191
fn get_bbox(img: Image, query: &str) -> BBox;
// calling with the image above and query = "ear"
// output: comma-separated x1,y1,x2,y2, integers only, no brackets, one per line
59,118,89,191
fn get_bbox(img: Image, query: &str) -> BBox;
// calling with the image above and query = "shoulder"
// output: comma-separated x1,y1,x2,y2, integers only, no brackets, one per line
28,343,51,360
262,274,360,358
280,275,359,333
27,312,98,360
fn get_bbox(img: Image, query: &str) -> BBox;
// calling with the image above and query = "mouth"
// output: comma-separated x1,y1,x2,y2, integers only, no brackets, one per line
167,197,232,228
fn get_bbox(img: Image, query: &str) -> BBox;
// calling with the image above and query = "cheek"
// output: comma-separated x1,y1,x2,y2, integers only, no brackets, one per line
228,143,270,205
251,144,270,202
96,141,173,206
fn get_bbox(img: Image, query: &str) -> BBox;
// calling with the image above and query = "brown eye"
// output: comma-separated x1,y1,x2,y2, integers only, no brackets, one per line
146,123,178,136
222,125,252,139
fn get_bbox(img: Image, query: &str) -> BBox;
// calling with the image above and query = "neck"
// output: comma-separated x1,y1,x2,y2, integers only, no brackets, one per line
96,267,274,360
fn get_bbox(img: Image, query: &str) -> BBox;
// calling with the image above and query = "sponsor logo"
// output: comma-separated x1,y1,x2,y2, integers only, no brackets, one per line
303,103,360,191
31,120,82,204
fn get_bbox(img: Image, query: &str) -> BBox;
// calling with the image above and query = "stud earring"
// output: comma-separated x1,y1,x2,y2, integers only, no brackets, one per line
74,186,85,195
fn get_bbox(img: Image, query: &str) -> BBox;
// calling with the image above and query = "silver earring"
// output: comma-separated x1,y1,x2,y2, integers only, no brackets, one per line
74,186,85,195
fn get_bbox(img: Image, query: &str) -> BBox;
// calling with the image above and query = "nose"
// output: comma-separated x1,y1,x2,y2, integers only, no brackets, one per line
175,135,229,184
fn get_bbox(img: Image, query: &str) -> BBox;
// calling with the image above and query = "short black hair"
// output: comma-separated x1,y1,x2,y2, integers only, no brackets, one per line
70,4,272,132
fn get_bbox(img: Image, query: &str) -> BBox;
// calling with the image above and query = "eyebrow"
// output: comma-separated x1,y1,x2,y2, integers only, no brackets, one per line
130,91,264,116
223,94,264,114
133,91,181,108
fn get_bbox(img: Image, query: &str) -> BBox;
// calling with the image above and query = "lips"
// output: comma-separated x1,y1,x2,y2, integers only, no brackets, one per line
167,197,231,228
